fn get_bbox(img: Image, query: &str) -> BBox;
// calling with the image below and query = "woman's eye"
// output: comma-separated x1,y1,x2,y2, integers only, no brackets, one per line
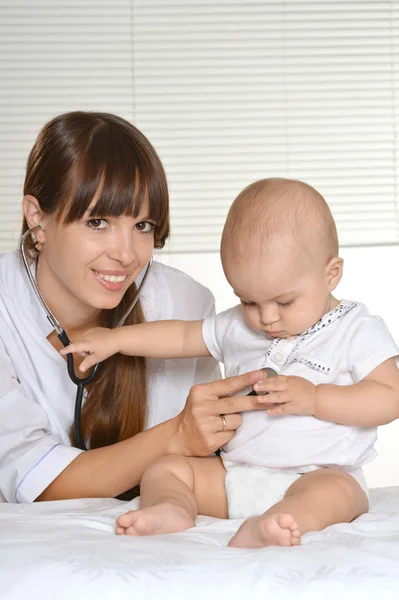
87,218,108,230
135,221,155,233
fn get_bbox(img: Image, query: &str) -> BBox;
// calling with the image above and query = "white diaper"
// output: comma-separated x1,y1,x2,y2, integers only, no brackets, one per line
224,464,369,520
225,465,300,519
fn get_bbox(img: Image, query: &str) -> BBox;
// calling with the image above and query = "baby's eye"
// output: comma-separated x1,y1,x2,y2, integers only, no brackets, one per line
278,299,295,307
135,221,155,233
87,218,108,230
241,300,256,307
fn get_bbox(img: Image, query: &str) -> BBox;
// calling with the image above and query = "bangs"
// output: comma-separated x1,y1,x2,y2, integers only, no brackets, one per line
58,122,167,231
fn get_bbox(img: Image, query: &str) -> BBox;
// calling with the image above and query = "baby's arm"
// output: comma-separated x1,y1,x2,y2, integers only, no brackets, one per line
256,314,399,427
256,358,399,426
314,357,399,426
60,320,210,372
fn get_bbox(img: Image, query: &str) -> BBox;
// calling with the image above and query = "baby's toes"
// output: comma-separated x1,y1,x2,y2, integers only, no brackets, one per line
291,529,301,545
288,520,299,531
291,538,301,546
291,536,301,546
276,513,296,529
116,510,136,528
115,525,126,535
116,510,137,533
291,527,301,538
124,525,140,536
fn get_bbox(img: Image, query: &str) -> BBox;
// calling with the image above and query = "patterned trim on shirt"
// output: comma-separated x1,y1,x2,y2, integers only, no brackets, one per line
263,300,358,373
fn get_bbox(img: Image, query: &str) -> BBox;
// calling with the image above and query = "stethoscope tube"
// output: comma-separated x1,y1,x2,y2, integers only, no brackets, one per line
58,329,100,450
21,225,152,451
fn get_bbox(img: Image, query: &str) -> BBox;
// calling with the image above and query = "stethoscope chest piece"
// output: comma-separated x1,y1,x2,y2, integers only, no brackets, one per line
247,367,278,396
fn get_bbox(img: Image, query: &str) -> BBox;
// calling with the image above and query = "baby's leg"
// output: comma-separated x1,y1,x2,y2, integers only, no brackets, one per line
116,455,227,536
228,468,368,549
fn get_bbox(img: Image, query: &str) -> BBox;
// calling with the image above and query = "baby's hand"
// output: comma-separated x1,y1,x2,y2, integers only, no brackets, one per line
59,327,119,372
253,375,316,417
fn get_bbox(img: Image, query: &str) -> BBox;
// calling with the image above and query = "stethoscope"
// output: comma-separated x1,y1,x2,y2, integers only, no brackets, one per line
247,367,278,396
20,224,153,451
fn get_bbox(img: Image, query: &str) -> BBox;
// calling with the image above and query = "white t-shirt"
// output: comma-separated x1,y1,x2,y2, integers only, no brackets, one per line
202,301,399,473
0,251,220,503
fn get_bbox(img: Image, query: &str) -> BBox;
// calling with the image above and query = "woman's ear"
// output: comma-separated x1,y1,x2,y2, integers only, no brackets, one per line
23,195,43,228
326,256,344,292
22,195,46,247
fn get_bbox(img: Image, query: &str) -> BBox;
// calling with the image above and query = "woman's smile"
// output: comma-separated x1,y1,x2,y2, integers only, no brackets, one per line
92,269,130,292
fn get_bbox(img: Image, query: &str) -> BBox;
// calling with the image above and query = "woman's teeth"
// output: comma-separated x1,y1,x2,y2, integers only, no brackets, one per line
97,273,127,283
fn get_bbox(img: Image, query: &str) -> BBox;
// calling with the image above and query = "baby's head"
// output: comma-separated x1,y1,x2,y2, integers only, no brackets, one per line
220,178,343,338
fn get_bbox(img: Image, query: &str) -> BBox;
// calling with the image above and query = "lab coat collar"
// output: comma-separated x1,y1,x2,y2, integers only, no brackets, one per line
0,251,53,338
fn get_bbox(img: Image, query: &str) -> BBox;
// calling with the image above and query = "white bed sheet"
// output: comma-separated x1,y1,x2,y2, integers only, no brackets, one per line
1,487,399,600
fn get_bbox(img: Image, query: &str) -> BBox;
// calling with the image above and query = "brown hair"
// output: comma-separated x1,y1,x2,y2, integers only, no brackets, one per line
21,112,169,493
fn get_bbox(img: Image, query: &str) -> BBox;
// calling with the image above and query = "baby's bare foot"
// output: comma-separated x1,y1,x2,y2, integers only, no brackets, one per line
228,512,301,549
115,502,195,536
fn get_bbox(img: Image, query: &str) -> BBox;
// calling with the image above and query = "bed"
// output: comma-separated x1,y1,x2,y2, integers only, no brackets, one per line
1,487,399,599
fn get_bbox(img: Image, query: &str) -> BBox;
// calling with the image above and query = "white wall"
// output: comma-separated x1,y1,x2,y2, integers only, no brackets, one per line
159,245,399,489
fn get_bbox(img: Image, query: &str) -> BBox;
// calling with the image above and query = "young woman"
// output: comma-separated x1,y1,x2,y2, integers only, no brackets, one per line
0,111,264,503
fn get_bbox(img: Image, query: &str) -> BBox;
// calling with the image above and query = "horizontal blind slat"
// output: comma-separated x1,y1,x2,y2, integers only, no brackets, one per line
0,0,398,252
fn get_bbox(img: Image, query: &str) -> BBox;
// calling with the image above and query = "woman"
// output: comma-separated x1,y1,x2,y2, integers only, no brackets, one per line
0,111,264,504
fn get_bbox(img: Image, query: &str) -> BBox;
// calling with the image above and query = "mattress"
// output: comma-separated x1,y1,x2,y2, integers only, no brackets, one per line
1,486,399,599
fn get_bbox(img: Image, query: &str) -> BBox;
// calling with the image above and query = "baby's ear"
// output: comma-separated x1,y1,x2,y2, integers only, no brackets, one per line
326,256,343,291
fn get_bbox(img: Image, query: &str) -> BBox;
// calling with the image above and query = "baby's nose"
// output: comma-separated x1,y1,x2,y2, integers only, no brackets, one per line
260,309,279,325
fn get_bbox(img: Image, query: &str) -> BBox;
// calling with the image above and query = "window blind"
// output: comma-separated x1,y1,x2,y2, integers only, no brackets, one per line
1,0,398,254
0,0,136,253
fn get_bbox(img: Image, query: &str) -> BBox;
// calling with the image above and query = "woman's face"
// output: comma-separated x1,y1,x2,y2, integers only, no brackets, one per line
38,201,156,314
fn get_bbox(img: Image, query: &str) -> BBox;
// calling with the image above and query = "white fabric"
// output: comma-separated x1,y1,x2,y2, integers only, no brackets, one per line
225,465,301,519
202,301,399,473
1,487,399,599
0,251,220,503
225,465,369,520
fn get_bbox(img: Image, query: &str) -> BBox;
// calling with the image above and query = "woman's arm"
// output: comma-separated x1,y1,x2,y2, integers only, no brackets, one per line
61,320,210,372
0,314,265,503
36,417,182,500
36,370,266,501
0,337,85,503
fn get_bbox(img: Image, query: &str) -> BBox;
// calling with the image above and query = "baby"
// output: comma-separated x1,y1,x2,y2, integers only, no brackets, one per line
63,178,399,548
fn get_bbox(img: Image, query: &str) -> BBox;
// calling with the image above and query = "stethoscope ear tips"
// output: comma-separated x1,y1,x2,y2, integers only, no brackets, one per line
29,223,44,241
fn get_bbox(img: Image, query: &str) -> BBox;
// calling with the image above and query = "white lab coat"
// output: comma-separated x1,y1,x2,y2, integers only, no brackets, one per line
0,251,219,503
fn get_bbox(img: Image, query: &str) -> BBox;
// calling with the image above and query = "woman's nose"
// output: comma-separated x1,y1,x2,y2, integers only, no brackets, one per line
108,231,136,265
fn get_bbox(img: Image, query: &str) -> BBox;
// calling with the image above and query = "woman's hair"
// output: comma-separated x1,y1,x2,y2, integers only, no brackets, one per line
21,111,170,496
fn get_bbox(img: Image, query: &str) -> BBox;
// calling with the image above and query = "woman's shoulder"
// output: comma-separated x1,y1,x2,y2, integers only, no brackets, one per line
151,261,212,293
143,261,216,320
0,251,24,288
0,250,20,268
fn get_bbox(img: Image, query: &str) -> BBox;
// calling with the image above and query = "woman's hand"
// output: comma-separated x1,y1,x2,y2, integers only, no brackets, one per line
172,370,267,457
